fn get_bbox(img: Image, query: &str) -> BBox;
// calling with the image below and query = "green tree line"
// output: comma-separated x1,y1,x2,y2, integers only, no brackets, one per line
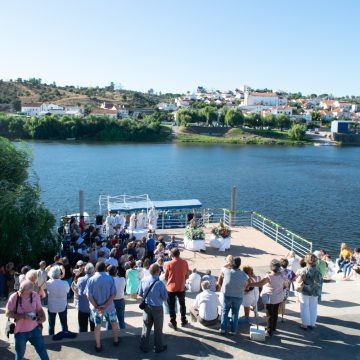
0,114,171,142
0,137,59,266
176,107,294,130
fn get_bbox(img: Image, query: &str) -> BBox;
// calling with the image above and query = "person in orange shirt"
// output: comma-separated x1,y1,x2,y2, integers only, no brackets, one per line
164,248,189,330
337,243,353,273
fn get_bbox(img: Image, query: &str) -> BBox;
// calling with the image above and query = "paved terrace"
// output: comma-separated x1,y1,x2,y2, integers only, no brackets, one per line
0,226,359,359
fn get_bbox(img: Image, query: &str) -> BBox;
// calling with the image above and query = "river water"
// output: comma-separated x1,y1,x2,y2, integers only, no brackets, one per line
27,142,360,255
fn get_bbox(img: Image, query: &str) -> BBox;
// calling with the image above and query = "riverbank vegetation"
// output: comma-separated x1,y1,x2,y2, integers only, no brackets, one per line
0,137,59,265
0,114,172,142
176,126,309,145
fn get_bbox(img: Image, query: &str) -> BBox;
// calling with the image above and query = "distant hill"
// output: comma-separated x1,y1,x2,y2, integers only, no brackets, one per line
0,79,179,111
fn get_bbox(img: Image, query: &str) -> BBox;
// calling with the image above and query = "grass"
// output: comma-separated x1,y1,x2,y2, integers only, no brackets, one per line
176,127,311,145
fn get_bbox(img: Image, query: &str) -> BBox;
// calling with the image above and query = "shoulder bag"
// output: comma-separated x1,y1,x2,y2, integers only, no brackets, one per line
5,293,20,338
139,279,159,310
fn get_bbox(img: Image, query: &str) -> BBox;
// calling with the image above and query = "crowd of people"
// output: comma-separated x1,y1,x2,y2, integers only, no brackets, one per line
2,215,359,359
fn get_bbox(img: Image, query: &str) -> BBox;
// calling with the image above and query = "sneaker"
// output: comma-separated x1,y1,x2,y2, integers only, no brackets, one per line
155,345,168,353
168,322,177,330
228,331,234,336
219,329,226,335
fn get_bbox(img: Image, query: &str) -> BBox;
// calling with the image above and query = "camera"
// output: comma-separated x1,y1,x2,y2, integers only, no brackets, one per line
5,322,15,338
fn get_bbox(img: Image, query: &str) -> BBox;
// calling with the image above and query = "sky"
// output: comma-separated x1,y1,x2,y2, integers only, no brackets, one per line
1,0,359,96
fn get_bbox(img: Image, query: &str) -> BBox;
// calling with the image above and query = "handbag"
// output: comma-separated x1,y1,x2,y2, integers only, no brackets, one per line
139,279,159,310
5,294,20,338
295,269,307,292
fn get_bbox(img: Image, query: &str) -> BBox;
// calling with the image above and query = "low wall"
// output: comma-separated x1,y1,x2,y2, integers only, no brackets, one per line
332,133,360,145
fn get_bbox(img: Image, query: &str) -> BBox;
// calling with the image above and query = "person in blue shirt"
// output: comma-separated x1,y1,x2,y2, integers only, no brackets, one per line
146,236,156,260
166,236,178,251
75,263,95,332
138,263,168,353
85,262,119,352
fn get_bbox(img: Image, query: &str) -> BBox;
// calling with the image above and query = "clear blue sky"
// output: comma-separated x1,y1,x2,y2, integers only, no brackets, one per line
1,0,359,96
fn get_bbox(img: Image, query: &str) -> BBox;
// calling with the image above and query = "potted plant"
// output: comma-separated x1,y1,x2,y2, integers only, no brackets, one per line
209,218,232,251
184,220,206,251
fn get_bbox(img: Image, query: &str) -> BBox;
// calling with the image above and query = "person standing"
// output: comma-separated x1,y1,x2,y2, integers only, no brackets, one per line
106,265,126,330
85,261,119,352
76,263,95,332
138,263,168,353
218,257,248,335
164,248,189,329
46,266,70,336
105,211,116,237
115,211,125,228
37,261,48,306
6,280,49,360
297,253,323,329
252,259,286,336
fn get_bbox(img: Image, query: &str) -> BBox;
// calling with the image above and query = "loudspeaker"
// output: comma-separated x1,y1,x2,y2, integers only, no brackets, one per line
96,215,103,225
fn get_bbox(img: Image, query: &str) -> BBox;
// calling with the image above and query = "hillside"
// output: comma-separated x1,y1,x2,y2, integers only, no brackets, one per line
0,79,179,110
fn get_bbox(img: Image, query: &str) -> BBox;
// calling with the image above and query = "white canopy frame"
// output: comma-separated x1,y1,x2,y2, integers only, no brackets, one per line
99,194,153,214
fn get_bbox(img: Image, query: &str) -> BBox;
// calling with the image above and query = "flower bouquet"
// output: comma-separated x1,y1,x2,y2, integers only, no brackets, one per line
211,218,232,238
185,224,205,240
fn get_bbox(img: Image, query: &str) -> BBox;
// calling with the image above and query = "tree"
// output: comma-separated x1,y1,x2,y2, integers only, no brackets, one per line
244,112,261,128
263,113,276,128
288,124,306,140
11,99,21,112
0,137,58,265
200,106,218,126
224,109,244,127
276,114,291,130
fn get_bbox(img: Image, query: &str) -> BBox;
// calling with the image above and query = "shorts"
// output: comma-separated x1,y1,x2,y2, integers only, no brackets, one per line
91,309,118,326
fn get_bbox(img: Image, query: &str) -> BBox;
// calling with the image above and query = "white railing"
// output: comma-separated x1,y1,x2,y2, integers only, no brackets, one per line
249,212,312,257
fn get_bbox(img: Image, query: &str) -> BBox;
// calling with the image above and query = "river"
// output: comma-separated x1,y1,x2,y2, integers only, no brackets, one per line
27,141,360,255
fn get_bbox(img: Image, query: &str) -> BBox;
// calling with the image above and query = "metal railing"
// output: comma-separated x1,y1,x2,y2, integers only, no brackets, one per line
63,207,312,257
249,212,312,257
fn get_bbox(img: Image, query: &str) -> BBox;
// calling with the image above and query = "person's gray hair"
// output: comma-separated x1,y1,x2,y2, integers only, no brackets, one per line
85,263,95,275
25,269,38,282
201,280,210,290
149,263,160,276
49,266,61,279
19,279,35,292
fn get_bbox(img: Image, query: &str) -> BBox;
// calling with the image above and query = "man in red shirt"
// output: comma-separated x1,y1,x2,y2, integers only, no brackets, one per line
164,248,189,329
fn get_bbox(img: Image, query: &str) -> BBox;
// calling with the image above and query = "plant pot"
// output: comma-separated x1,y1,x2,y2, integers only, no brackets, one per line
184,236,206,252
209,235,231,251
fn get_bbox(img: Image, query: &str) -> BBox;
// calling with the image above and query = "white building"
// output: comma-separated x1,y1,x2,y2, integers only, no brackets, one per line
244,92,279,106
118,108,129,118
21,102,43,116
270,106,293,116
64,105,83,116
240,105,271,114
90,109,118,119
157,102,177,111
38,103,65,116
175,97,190,108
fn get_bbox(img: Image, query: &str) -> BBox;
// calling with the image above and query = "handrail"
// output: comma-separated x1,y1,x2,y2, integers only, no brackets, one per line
63,207,312,256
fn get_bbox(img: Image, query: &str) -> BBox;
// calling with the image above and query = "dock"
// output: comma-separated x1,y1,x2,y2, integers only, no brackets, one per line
1,226,359,359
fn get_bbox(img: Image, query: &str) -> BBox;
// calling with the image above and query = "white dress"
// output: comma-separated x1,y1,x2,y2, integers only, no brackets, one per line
148,208,158,230
114,214,125,227
105,215,116,236
137,212,147,229
129,213,137,229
